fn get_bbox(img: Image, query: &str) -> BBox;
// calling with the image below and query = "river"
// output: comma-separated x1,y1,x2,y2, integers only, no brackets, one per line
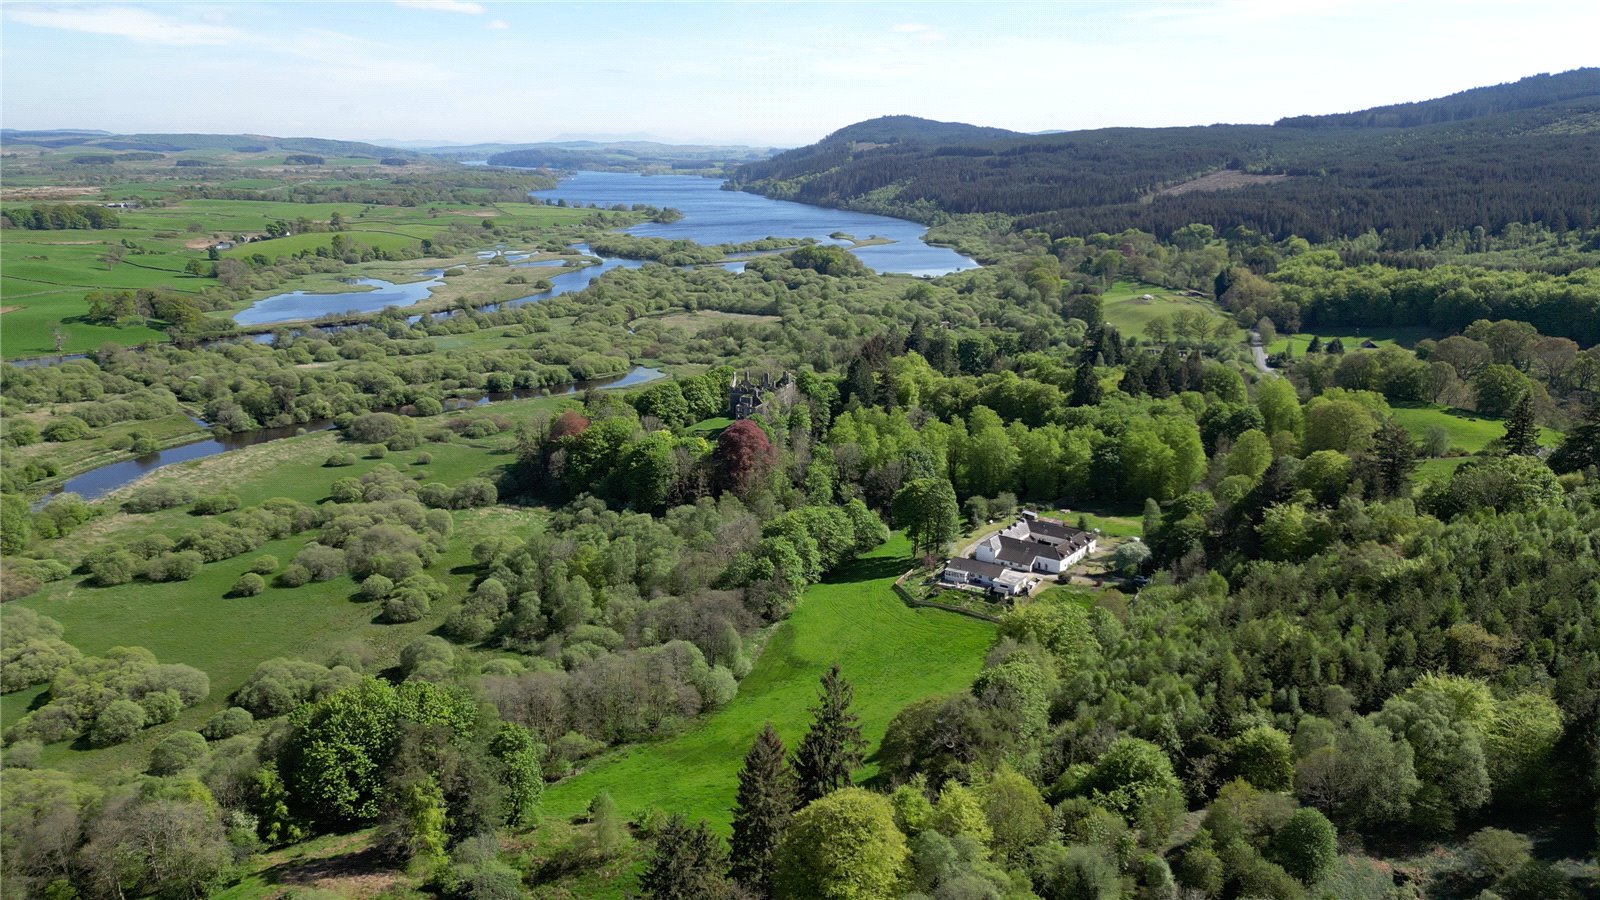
40,366,665,504
224,171,975,325
29,172,977,500
530,171,977,277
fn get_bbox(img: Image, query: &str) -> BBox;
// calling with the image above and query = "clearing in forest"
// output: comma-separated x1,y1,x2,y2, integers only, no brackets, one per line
540,533,996,830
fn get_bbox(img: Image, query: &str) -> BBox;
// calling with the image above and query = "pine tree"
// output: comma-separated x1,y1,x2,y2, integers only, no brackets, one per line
639,814,731,900
1372,418,1418,499
1070,357,1103,406
730,723,796,891
1550,401,1600,473
1306,335,1323,353
792,665,866,805
1503,391,1540,456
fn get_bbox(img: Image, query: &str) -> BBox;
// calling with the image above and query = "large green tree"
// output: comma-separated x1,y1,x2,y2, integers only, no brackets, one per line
640,814,732,900
772,788,908,900
1501,391,1539,456
1549,401,1600,472
731,723,796,891
891,478,960,559
792,665,866,805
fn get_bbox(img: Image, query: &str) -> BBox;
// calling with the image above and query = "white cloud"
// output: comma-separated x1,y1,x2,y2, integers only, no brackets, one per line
6,4,241,45
486,18,510,29
394,0,486,14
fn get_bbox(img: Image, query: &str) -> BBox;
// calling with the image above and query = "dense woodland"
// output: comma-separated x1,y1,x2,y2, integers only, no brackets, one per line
3,77,1600,900
730,70,1600,248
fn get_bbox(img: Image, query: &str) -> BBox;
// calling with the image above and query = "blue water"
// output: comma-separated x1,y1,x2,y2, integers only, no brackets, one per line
43,365,666,503
492,245,649,310
233,274,445,325
227,171,975,325
533,171,976,277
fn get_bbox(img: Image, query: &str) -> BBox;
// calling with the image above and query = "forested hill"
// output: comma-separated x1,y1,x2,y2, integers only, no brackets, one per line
728,68,1600,248
1276,67,1600,127
481,140,777,172
0,130,420,159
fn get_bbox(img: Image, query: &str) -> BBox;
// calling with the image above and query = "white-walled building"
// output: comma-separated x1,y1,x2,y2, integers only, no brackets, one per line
940,556,1036,596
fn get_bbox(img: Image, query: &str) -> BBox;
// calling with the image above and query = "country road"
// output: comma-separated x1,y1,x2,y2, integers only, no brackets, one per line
1249,330,1277,377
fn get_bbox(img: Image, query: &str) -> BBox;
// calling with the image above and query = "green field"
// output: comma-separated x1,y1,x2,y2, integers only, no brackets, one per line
1266,325,1440,356
1100,280,1240,341
541,534,996,830
1390,402,1562,453
1,189,602,358
1,395,579,778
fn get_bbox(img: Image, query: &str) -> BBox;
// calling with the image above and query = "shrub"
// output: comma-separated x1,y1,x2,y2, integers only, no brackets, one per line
382,589,431,623
291,544,346,581
400,635,454,680
129,533,177,559
415,452,433,465
231,572,266,597
147,731,209,775
324,452,356,467
366,444,387,459
146,550,205,582
140,688,183,724
3,740,42,769
277,564,311,588
1467,828,1533,881
344,412,410,444
85,547,140,585
42,416,91,442
89,699,147,747
123,483,197,513
250,555,278,574
192,493,242,515
1266,807,1338,884
201,707,255,740
357,574,394,601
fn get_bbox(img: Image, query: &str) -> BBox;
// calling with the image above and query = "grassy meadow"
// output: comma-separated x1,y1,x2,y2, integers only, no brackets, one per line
1,162,603,358
1265,325,1440,356
1389,401,1563,454
1100,279,1240,342
540,533,996,831
0,394,577,779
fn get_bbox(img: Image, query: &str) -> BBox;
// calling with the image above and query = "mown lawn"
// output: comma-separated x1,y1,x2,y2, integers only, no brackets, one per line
1266,326,1439,355
540,533,996,831
1100,279,1240,341
1390,401,1562,453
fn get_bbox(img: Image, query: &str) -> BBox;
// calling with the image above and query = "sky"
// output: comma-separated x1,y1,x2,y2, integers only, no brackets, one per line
3,1,1597,148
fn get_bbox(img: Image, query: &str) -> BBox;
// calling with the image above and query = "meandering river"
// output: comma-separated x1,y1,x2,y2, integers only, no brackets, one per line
41,366,666,504
32,172,978,501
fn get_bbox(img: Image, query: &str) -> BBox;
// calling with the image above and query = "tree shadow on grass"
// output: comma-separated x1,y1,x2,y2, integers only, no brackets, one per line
824,554,911,586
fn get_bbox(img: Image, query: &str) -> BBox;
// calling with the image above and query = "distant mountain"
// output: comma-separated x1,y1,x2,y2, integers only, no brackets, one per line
819,115,1023,146
728,69,1600,247
0,131,419,159
483,140,778,173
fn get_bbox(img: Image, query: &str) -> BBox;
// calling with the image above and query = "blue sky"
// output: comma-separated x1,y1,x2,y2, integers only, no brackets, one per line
3,1,1597,147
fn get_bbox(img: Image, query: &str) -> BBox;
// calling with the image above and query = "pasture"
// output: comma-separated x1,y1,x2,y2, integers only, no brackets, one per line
540,533,996,831
1,184,603,357
1390,401,1562,454
1266,325,1439,356
1,394,578,779
1100,279,1240,341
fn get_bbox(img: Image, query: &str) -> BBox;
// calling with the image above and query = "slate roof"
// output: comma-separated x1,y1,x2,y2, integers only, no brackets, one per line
945,556,1012,579
994,534,1065,565
1022,516,1095,550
